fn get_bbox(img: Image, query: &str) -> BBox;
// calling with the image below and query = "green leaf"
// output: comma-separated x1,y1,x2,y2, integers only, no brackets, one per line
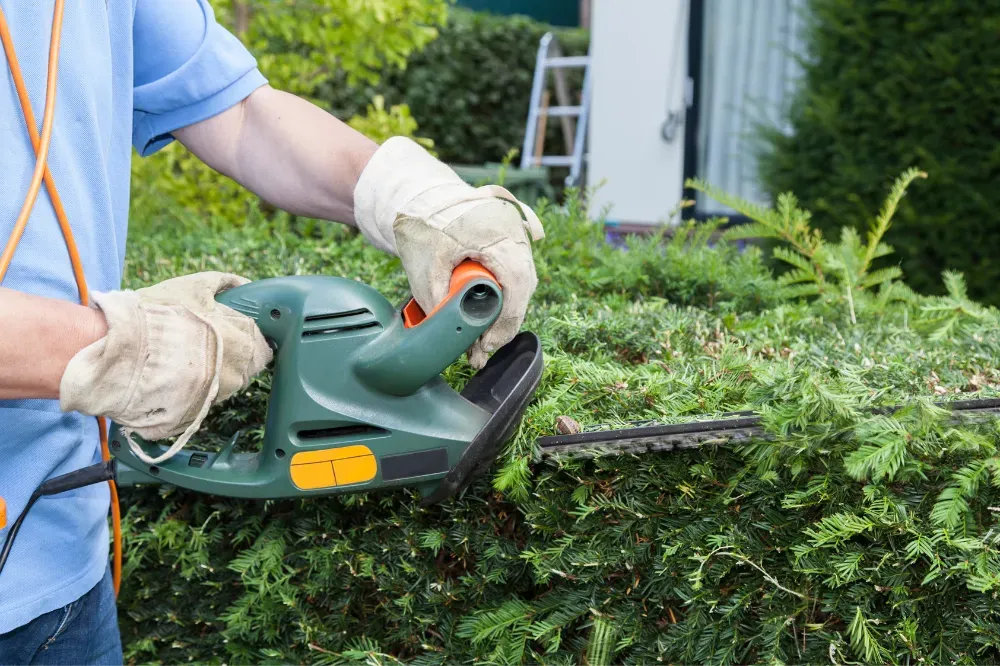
847,607,889,664
585,615,617,666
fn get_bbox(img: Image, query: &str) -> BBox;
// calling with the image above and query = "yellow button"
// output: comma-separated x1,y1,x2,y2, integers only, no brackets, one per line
333,455,377,486
290,461,337,490
0,497,6,529
290,445,377,490
292,445,374,465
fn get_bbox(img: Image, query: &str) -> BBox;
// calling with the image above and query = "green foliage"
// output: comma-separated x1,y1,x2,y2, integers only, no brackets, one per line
916,271,996,343
757,0,1000,305
211,0,448,95
117,175,1000,664
320,9,591,167
345,95,435,153
689,168,926,322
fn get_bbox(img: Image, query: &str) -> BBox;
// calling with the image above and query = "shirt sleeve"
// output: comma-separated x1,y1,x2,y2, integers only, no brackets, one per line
131,0,268,157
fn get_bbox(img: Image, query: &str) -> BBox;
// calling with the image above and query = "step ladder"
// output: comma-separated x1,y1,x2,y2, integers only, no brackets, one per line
520,32,593,188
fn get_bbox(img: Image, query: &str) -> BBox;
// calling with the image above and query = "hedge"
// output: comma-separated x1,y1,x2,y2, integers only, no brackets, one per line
757,0,1000,306
113,173,1000,664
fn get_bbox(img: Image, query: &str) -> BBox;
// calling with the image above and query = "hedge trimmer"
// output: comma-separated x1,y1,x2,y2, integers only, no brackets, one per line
102,260,543,507
108,253,1000,490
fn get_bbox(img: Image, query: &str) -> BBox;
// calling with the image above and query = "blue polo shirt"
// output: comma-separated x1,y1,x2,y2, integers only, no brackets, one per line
0,0,266,633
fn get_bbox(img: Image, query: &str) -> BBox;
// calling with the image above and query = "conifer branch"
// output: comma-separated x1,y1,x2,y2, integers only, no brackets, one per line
861,168,927,273
693,546,812,600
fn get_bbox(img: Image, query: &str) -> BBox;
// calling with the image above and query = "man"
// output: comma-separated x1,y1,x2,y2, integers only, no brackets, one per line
0,0,543,662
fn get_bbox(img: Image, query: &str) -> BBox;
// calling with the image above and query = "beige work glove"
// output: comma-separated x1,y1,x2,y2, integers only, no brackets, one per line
59,272,272,465
354,136,545,369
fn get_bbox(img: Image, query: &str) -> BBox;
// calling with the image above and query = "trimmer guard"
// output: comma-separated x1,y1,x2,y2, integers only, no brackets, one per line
420,331,543,505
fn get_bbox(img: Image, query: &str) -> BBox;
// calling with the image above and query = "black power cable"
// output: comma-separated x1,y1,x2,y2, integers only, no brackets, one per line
0,460,116,577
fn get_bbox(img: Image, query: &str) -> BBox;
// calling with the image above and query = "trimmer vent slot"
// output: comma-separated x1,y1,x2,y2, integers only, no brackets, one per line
301,308,381,339
302,322,381,337
188,453,209,468
298,425,389,440
304,308,371,322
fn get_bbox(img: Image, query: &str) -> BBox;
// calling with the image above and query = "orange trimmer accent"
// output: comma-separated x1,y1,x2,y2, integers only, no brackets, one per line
402,260,500,328
0,0,121,596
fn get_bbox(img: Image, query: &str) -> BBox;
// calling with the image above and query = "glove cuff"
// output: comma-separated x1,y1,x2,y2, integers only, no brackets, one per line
354,136,472,256
59,290,145,418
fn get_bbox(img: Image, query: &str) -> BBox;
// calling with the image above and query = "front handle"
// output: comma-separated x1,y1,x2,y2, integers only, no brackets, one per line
354,260,503,396
400,261,500,328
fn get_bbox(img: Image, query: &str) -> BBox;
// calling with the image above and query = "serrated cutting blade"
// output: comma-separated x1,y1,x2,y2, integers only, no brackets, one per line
536,398,1000,459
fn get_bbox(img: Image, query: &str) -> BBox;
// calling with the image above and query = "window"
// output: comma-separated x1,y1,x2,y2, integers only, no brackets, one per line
686,0,810,218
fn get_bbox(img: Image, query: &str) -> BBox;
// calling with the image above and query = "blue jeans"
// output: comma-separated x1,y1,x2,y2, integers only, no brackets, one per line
0,565,122,665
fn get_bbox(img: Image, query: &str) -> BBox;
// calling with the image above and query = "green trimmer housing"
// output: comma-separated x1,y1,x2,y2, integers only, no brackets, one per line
108,261,543,506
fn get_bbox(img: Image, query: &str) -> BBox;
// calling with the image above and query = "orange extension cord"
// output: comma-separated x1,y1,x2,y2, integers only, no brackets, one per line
0,0,122,596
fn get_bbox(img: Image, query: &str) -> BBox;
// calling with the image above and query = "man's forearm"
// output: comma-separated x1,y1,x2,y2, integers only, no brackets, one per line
0,288,108,400
172,85,378,226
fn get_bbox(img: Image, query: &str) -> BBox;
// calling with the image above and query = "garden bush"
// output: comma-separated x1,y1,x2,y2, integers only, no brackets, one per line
318,8,590,168
757,0,1000,305
115,169,1000,664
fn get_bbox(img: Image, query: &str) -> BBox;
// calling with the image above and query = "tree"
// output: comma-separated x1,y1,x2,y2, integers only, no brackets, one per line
756,0,1000,305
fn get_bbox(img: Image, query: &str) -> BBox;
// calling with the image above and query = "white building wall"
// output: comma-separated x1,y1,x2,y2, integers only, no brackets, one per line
586,0,691,226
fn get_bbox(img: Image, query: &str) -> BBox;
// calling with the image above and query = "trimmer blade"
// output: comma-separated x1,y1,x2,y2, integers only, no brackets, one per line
537,397,1000,459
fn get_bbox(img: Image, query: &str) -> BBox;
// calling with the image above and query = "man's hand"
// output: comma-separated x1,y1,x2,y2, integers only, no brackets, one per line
59,272,272,463
353,137,545,368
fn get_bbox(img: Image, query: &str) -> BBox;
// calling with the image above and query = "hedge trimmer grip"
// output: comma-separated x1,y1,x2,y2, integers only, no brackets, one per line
356,260,503,396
